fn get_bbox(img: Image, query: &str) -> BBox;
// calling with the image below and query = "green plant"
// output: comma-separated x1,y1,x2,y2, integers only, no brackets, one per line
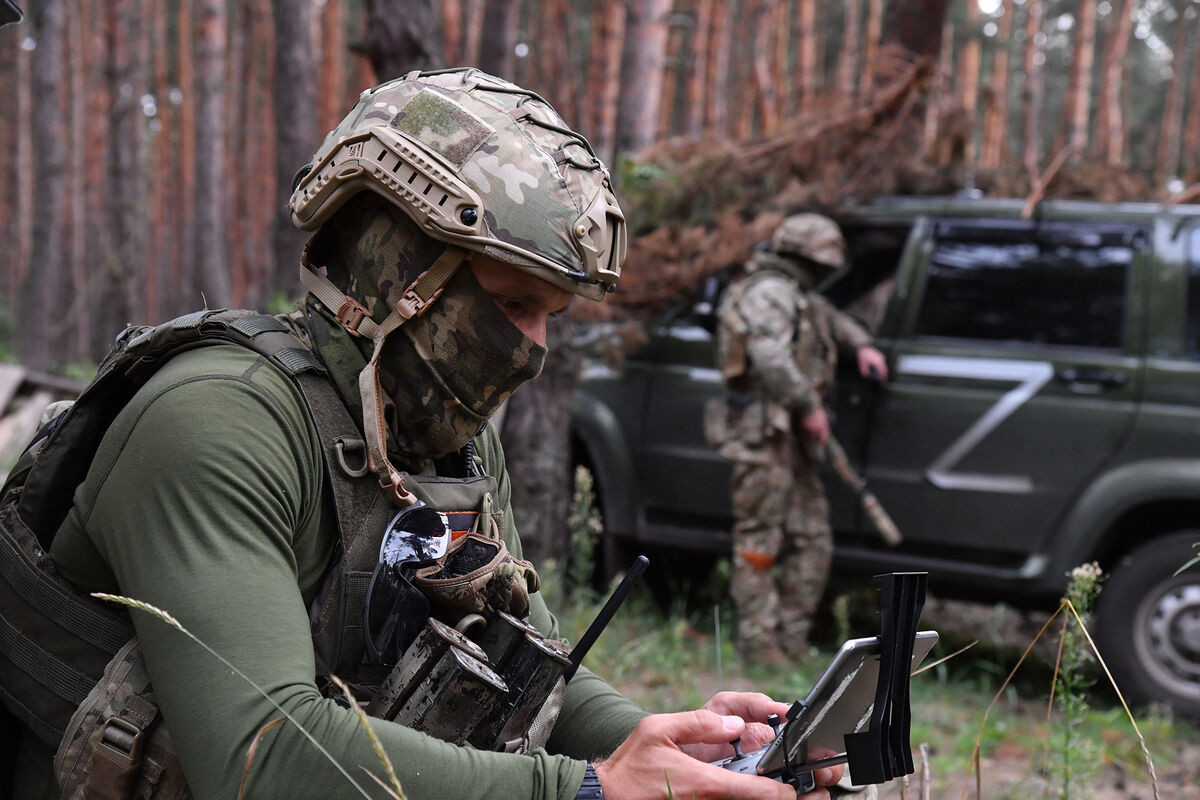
1046,562,1106,800
566,464,603,602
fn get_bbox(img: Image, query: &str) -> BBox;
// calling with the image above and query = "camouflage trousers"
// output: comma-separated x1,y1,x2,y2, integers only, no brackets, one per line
730,439,831,659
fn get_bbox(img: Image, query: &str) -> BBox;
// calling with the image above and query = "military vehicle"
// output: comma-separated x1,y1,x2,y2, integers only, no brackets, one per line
571,196,1200,716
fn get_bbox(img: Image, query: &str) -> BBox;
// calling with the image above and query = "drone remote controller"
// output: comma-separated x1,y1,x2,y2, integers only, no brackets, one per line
712,709,817,794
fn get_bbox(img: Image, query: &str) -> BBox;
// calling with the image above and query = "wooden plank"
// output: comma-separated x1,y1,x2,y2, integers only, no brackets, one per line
0,390,53,483
0,364,27,414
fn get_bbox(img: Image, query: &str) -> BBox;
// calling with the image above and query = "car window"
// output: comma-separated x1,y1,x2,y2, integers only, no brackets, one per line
826,222,911,335
914,224,1134,351
1187,225,1200,358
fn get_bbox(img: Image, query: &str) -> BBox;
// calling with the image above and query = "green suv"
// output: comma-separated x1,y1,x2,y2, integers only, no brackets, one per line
571,196,1200,715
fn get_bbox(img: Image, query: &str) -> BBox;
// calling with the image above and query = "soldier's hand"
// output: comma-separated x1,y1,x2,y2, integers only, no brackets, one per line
857,346,888,382
801,407,830,447
593,710,842,800
678,691,788,762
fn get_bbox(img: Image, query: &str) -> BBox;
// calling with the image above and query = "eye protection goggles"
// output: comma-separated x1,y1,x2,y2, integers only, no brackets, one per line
363,501,452,666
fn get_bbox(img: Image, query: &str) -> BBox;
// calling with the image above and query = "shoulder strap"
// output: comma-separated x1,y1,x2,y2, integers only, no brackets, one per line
17,310,324,549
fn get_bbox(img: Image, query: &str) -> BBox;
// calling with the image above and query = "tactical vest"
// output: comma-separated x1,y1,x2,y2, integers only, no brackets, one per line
0,309,553,800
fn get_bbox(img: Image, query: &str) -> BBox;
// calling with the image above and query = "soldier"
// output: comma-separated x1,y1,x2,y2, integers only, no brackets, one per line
708,214,888,663
3,72,843,800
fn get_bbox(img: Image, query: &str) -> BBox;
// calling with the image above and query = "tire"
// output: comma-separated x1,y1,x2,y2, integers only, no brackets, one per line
1094,530,1200,720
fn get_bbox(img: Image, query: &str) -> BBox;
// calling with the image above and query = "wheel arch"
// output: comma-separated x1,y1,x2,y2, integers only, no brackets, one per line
569,392,639,538
1050,459,1200,581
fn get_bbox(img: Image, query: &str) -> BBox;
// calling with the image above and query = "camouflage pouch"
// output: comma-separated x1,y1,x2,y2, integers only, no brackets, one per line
413,533,540,622
54,638,190,800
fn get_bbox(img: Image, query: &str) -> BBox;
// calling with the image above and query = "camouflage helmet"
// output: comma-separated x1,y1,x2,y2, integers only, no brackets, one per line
289,67,626,302
768,213,846,270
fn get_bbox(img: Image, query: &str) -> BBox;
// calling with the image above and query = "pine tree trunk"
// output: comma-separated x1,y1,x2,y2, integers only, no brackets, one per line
616,0,672,157
685,0,713,136
1156,15,1195,186
540,0,573,122
590,0,625,165
753,0,779,133
772,0,790,117
862,0,884,92
359,0,436,80
1065,0,1097,155
838,0,862,102
194,0,232,308
272,0,318,301
924,16,952,159
178,1,198,312
68,4,89,354
318,0,347,134
705,0,731,137
1100,0,1134,166
980,0,1015,169
442,0,463,64
797,0,817,113
463,0,485,67
657,11,683,138
958,0,981,166
20,0,66,369
0,22,19,300
1022,0,1044,174
478,0,518,79
1182,14,1200,173
732,2,755,140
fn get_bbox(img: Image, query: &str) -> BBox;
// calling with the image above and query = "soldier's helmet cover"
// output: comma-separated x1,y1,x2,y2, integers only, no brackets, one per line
768,213,846,271
289,67,626,303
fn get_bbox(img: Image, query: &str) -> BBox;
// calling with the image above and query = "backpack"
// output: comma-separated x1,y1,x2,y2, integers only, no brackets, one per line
0,309,332,798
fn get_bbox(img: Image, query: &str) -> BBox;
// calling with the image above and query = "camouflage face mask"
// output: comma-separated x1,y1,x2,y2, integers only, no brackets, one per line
379,264,546,459
307,193,546,462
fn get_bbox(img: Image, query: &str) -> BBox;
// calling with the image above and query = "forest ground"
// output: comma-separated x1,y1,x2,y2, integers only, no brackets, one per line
551,573,1200,800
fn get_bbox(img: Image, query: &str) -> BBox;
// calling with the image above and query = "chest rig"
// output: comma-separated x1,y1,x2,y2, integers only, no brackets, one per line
0,309,564,800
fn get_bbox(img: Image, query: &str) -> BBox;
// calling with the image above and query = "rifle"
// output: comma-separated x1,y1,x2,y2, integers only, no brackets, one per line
824,435,902,547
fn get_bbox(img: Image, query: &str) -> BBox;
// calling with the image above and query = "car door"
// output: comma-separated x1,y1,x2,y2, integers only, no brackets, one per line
856,217,1147,579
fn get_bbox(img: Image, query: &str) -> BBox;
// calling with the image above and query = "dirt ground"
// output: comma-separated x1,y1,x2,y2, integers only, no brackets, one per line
615,596,1200,800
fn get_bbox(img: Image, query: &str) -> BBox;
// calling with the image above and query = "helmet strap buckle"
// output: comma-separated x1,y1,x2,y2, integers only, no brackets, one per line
336,298,372,336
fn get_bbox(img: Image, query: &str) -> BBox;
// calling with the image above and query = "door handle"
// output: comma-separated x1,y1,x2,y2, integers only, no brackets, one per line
1056,367,1128,388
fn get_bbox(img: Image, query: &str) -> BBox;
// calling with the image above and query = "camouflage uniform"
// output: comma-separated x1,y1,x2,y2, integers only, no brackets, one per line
707,215,873,659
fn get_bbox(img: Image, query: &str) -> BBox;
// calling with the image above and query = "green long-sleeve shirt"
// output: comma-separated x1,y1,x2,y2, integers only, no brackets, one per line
16,344,645,800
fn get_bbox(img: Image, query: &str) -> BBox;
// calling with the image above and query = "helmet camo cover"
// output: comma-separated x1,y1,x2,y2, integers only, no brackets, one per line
290,68,626,302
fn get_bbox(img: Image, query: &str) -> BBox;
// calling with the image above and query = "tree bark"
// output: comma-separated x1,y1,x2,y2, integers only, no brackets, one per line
501,321,583,567
616,0,672,157
318,0,347,134
194,0,232,308
177,0,198,312
838,0,862,102
980,0,1015,169
925,15,953,160
272,0,318,301
958,0,982,166
68,3,89,353
1183,12,1200,173
684,0,713,136
796,0,817,113
20,0,66,369
1022,0,1044,174
590,0,625,164
442,0,463,65
705,0,731,137
478,0,518,79
862,0,884,91
359,0,437,80
1060,0,1097,156
0,22,19,300
753,0,779,132
1156,11,1196,185
462,0,485,67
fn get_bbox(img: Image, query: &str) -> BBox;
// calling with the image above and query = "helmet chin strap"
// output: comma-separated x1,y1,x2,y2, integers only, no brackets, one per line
300,243,468,506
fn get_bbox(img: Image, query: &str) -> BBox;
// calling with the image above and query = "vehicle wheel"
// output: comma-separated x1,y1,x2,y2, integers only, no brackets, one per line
1094,531,1200,719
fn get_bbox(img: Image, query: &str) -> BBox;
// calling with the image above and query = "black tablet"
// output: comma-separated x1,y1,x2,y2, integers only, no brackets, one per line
753,630,939,776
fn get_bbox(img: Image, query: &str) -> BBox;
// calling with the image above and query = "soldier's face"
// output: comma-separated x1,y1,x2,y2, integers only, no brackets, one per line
468,256,572,348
